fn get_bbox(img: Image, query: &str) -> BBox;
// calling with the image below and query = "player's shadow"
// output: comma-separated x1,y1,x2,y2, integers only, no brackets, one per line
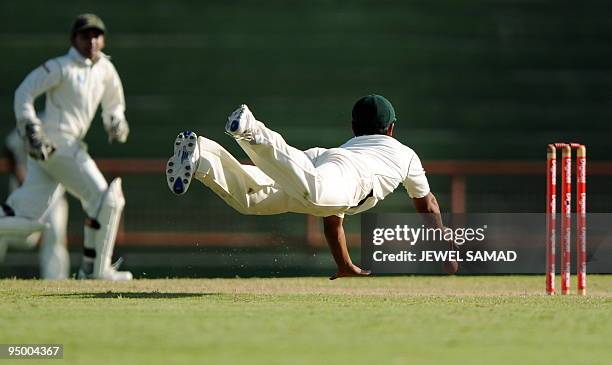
44,292,219,299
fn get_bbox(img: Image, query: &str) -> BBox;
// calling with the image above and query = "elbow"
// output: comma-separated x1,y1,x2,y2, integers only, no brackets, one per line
14,87,23,110
13,86,29,117
426,205,440,215
413,192,441,214
425,194,441,214
14,81,29,102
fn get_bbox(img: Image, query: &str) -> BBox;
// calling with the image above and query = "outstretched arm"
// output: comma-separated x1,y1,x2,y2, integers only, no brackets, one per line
412,192,459,274
412,192,444,229
322,215,370,280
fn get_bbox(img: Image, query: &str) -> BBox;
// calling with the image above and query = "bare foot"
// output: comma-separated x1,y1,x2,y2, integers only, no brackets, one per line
329,264,371,280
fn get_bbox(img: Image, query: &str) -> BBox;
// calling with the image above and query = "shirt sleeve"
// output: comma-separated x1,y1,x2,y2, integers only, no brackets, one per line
14,59,62,126
101,61,127,128
402,151,431,199
303,147,326,165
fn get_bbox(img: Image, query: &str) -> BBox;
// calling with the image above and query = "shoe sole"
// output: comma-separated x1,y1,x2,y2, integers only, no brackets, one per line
166,131,198,195
225,104,247,135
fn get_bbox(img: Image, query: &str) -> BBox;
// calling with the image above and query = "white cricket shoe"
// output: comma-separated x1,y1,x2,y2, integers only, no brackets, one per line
77,267,133,281
225,104,258,141
77,258,133,281
166,130,200,195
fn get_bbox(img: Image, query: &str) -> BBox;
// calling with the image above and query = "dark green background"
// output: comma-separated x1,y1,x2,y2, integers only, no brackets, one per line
0,0,611,244
2,1,611,158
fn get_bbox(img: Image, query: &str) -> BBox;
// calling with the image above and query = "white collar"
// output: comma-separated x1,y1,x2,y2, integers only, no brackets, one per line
68,47,109,66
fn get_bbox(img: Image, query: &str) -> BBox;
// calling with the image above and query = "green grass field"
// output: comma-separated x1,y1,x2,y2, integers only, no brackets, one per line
2,276,612,364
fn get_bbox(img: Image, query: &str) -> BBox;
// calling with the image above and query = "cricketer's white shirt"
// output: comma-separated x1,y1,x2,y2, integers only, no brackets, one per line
14,47,126,145
305,134,430,216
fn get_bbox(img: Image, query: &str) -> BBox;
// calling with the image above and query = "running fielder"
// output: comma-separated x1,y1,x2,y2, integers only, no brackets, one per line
0,14,131,280
0,129,70,279
167,95,449,279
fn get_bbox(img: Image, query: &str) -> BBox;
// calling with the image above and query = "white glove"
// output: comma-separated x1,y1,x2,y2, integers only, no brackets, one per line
106,116,129,143
22,121,56,161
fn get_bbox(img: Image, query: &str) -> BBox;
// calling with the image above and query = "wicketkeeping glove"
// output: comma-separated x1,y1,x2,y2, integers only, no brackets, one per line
106,116,130,143
23,122,56,161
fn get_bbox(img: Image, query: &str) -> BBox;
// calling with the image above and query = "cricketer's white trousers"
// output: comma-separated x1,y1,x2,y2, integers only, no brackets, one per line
6,140,107,224
9,193,70,280
38,194,69,279
3,170,70,279
195,122,360,217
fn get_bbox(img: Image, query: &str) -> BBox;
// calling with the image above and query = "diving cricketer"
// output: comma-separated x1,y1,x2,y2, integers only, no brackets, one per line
0,14,131,280
167,95,449,279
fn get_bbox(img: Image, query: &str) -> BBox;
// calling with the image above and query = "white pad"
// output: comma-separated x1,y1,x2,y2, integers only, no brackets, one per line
2,232,40,250
39,195,69,279
0,216,45,237
84,178,125,278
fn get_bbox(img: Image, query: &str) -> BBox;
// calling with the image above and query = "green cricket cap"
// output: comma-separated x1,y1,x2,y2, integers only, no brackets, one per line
351,94,396,130
71,13,106,36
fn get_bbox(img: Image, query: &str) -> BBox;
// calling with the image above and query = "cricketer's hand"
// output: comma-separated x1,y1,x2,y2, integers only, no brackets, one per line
23,122,55,161
107,116,130,143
